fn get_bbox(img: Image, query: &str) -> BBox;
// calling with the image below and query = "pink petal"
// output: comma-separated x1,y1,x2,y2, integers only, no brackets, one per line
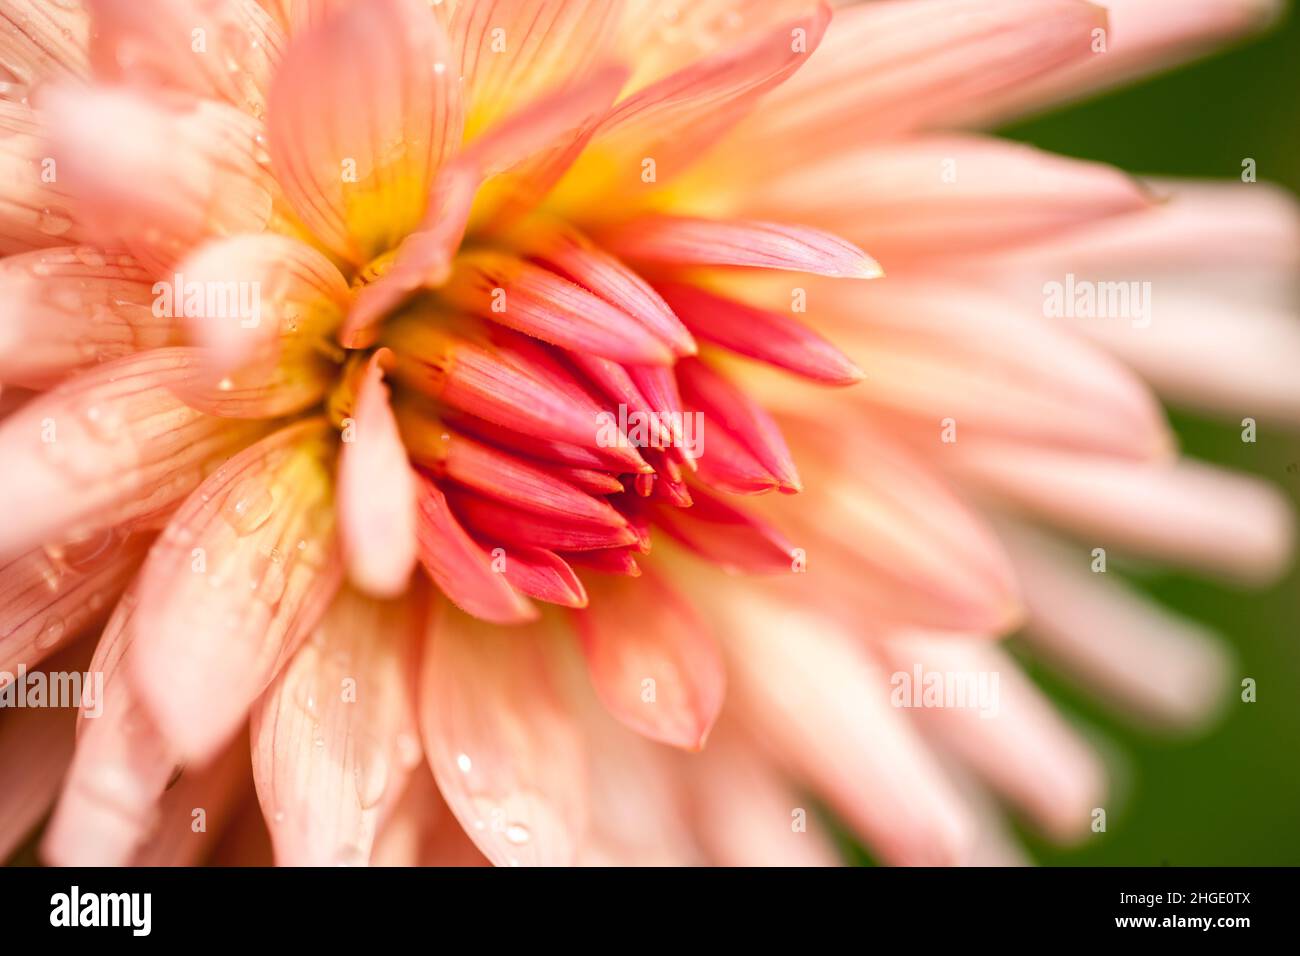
385,312,643,462
654,279,862,385
414,475,537,625
997,520,1233,730
947,444,1294,584
129,419,344,762
719,134,1151,266
677,357,801,493
127,739,250,867
952,0,1286,127
0,100,91,255
814,277,1172,460
44,87,274,272
0,0,89,97
880,634,1107,843
0,247,170,388
963,181,1300,424
439,250,676,364
419,601,588,866
0,529,148,675
573,570,726,750
0,348,263,559
441,407,647,475
172,233,350,379
337,351,418,598
447,487,638,552
251,587,423,865
483,543,587,609
773,422,1024,635
521,222,695,357
267,0,461,264
648,483,796,574
686,724,841,867
602,214,880,279
570,676,701,866
88,0,285,117
615,0,817,90
716,586,976,866
370,767,491,866
42,588,179,866
735,0,1107,165
400,407,626,528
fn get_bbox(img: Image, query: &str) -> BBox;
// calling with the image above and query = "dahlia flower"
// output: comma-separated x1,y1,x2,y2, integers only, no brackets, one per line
0,0,1295,867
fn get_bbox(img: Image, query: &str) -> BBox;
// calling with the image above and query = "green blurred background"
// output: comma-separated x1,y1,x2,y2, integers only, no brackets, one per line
991,7,1298,865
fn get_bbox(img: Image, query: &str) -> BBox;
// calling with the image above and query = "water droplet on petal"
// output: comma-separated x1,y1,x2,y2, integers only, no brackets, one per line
222,479,274,535
82,403,125,442
35,617,67,650
73,246,106,268
37,206,73,237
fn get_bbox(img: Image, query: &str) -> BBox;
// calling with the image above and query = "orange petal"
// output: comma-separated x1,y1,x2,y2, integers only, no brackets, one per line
251,587,423,865
44,87,275,272
340,65,628,346
555,4,831,203
0,100,91,255
127,738,250,866
418,603,587,866
0,528,148,675
0,247,172,388
450,0,623,139
707,134,1151,266
172,233,349,378
337,352,418,598
574,570,725,750
130,419,343,762
41,588,179,866
0,348,263,559
88,0,285,118
0,0,89,98
267,0,461,264
735,0,1107,163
